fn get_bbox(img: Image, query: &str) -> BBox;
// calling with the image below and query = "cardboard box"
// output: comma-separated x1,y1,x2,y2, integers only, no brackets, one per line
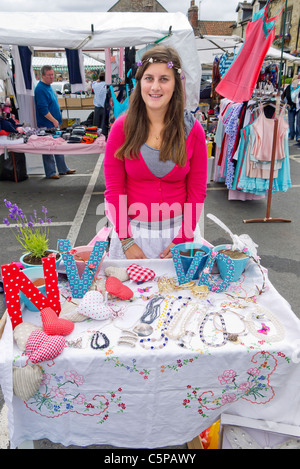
81,97,94,108
57,98,66,109
66,98,81,109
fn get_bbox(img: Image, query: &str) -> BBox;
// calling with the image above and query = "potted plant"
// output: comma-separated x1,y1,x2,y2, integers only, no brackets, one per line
213,244,250,282
2,199,61,268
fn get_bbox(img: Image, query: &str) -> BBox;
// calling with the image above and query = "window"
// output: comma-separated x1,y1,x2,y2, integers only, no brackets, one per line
281,7,292,35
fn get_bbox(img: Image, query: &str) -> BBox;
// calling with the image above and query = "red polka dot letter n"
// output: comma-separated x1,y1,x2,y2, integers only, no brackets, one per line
1,256,61,330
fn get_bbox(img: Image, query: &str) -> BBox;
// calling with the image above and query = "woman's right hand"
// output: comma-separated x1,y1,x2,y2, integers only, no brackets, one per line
124,243,147,259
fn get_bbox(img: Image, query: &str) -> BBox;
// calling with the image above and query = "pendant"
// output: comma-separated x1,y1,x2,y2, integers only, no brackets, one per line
227,333,239,342
133,323,153,337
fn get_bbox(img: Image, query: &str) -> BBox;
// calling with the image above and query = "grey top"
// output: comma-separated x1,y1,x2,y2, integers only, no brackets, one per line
140,111,195,178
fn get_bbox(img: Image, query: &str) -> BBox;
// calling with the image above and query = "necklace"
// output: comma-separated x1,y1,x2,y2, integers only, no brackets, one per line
245,305,285,342
90,331,110,350
141,295,165,324
213,309,247,342
166,303,198,341
199,312,228,347
139,296,191,350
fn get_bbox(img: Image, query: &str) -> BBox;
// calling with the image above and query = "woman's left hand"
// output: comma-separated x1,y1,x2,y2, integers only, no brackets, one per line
160,243,175,259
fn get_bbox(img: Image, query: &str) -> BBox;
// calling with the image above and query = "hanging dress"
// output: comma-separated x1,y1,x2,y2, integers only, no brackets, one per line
231,107,291,195
216,3,283,103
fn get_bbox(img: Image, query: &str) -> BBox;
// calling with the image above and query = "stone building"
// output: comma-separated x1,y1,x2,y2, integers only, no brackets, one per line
108,0,167,12
188,0,235,37
269,0,300,74
232,0,300,76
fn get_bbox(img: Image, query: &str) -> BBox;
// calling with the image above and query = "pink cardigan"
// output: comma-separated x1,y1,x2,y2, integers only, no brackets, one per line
104,114,207,244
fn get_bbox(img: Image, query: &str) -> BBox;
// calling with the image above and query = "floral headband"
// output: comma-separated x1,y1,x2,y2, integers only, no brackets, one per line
137,57,184,78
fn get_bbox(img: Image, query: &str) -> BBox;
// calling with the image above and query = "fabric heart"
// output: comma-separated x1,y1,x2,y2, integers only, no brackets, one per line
26,329,66,364
13,322,43,352
76,291,112,320
126,264,155,282
105,266,129,282
41,307,74,336
13,365,43,401
105,276,133,300
60,298,87,323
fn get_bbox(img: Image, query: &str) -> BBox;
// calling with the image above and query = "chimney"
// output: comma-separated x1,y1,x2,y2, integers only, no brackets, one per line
188,0,199,32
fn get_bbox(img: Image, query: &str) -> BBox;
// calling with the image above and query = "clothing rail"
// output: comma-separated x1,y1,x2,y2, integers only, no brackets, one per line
243,92,291,224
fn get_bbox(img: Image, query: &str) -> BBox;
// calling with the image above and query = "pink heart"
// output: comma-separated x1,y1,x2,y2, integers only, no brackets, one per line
26,329,65,364
25,330,49,356
105,276,133,300
41,307,74,336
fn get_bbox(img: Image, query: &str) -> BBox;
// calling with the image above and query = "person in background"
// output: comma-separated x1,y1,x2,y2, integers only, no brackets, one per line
282,73,300,141
92,72,107,133
34,65,76,179
104,45,207,260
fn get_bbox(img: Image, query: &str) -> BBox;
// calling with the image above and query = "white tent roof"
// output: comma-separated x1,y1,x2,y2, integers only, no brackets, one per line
32,54,104,69
196,35,300,65
0,11,201,110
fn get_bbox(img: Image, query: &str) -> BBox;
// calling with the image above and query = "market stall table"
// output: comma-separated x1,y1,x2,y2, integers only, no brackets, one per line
0,135,106,182
0,255,300,449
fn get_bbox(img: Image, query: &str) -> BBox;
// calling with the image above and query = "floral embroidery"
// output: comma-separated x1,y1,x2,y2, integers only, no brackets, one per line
182,351,289,418
104,354,150,379
24,369,126,423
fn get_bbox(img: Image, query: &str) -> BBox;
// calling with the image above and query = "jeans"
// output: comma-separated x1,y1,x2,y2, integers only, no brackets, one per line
287,109,300,140
42,154,69,178
93,106,105,133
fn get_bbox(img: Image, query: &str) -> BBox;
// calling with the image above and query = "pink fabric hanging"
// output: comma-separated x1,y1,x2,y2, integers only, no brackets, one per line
105,48,112,85
119,47,125,81
216,5,283,103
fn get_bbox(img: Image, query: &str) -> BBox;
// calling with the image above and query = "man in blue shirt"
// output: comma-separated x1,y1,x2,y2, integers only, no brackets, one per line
34,65,76,179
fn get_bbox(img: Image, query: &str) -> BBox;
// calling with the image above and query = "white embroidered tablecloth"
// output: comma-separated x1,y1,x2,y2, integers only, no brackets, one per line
1,257,300,449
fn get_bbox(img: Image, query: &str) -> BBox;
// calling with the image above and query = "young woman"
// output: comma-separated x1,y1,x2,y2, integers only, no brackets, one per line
104,46,207,259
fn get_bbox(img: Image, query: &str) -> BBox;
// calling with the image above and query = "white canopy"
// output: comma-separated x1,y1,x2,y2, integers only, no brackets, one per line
0,11,201,110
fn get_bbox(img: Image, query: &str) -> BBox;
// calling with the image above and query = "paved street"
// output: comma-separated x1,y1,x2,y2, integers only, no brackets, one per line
0,139,299,449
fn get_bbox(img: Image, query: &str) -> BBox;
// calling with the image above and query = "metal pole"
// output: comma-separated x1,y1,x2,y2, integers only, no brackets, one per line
278,0,288,90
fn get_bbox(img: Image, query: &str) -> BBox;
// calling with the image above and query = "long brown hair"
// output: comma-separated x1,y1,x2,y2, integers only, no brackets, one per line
115,45,187,167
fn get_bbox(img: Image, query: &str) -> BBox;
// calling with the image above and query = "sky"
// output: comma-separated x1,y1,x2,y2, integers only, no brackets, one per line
0,0,238,21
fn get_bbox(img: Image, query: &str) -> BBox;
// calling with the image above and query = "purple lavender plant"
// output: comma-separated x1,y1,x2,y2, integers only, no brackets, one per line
3,200,52,259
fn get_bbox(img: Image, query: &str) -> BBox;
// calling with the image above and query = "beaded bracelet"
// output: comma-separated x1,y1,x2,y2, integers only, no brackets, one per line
121,237,136,253
90,331,110,350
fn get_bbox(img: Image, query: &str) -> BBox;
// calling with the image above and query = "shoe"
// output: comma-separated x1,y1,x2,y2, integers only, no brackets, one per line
49,175,60,179
59,169,76,175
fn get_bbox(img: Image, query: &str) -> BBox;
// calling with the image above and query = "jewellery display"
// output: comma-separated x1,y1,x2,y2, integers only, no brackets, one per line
213,309,248,343
157,276,209,299
245,305,285,342
139,296,190,350
199,312,228,347
66,337,83,349
140,295,164,324
166,303,198,341
133,323,153,336
90,331,110,350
